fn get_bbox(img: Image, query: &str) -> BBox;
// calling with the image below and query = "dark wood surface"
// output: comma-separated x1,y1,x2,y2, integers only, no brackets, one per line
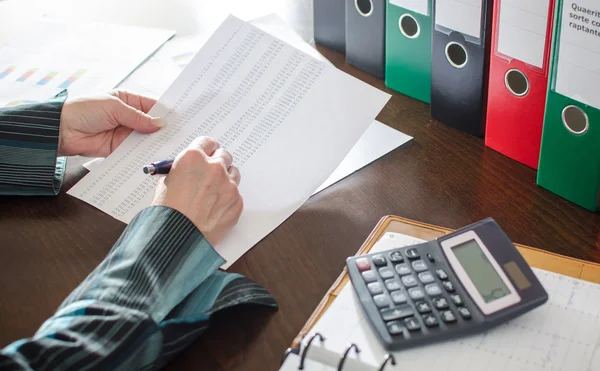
1,24,599,371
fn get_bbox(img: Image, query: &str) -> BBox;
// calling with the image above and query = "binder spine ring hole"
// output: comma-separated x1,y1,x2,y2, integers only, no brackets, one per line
399,14,420,39
445,42,468,69
355,0,373,17
505,69,529,97
562,105,589,135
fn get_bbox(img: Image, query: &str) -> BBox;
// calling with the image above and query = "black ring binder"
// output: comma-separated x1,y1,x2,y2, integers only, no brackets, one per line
299,333,325,370
337,343,360,370
378,354,396,371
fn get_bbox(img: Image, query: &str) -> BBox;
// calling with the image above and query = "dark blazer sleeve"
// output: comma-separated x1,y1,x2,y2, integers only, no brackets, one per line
0,90,68,196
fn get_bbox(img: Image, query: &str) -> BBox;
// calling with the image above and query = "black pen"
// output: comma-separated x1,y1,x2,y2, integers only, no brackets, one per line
143,159,174,175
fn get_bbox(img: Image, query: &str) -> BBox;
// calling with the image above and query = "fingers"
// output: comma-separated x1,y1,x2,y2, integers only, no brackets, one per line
190,136,220,156
228,165,241,185
113,99,166,133
187,137,240,184
112,89,157,113
213,148,233,168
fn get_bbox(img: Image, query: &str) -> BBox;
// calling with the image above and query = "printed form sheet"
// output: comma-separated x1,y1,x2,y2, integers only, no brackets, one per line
307,233,600,370
68,16,390,268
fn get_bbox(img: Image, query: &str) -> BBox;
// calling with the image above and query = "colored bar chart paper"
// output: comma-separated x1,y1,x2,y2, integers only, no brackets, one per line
172,52,195,68
0,66,16,80
6,100,37,107
58,69,86,89
37,71,59,86
16,68,38,82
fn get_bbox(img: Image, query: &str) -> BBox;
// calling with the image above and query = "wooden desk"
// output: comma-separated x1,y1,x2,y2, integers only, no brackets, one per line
0,1,599,370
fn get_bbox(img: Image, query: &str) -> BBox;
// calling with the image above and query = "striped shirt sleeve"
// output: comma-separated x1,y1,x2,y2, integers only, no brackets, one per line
0,206,277,370
0,90,68,196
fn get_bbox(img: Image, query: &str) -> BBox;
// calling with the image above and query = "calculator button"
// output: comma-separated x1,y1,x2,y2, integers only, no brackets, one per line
373,294,391,308
423,314,439,327
411,260,427,272
442,280,455,292
433,297,449,310
379,267,395,279
381,305,415,321
390,291,408,304
408,287,425,300
389,251,404,263
361,270,377,283
405,248,420,259
368,282,384,295
458,307,472,319
387,321,404,335
395,264,411,276
385,279,402,292
450,294,463,306
425,283,443,296
427,253,435,263
404,317,421,331
441,310,457,323
418,271,435,284
356,258,371,272
372,254,387,267
401,275,418,287
415,300,431,314
435,268,448,280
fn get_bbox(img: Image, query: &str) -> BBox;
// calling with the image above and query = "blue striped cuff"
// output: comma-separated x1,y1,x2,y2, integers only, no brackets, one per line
0,90,68,196
60,206,225,323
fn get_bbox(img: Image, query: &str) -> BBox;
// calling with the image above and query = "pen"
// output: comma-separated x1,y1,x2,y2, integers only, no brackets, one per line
143,159,174,175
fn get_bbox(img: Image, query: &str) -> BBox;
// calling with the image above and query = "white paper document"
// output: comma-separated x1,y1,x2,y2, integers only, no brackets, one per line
0,19,174,107
304,233,600,371
83,120,411,195
313,121,411,194
390,0,430,16
497,0,550,68
555,0,600,109
68,15,390,268
435,0,482,41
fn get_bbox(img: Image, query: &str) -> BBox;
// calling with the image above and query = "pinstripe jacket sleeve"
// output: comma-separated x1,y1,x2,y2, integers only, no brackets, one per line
0,91,67,196
0,94,277,370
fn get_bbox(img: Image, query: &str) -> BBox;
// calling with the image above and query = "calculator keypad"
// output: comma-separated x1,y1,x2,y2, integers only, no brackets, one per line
368,282,383,295
391,291,408,304
401,275,418,287
395,264,411,276
354,244,468,342
385,279,402,291
379,267,395,279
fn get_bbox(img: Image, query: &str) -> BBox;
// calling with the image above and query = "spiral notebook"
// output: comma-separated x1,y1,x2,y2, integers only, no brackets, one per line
280,216,600,371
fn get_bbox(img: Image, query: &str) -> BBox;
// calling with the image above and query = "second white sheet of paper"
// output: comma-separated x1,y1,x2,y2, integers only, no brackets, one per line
68,15,390,268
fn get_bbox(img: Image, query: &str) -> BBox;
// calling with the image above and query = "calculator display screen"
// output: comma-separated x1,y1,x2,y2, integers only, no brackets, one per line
452,240,511,303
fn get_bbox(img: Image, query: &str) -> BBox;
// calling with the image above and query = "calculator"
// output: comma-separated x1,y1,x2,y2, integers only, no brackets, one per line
346,218,548,351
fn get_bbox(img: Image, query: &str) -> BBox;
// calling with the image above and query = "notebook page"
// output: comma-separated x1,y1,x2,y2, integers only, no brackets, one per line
308,233,600,370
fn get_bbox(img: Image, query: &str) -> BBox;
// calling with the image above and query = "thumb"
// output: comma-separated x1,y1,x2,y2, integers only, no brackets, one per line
114,100,166,133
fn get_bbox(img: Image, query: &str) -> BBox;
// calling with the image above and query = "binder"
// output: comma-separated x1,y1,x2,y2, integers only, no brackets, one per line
385,0,433,103
345,0,386,78
537,0,600,212
485,0,556,169
313,0,346,53
280,215,600,370
430,0,494,137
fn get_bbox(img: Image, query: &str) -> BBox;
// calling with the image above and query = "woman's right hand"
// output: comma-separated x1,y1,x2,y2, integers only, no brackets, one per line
152,136,242,246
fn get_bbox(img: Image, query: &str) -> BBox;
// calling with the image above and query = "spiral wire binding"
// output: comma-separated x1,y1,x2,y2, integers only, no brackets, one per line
337,343,360,370
378,354,396,370
299,333,325,370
